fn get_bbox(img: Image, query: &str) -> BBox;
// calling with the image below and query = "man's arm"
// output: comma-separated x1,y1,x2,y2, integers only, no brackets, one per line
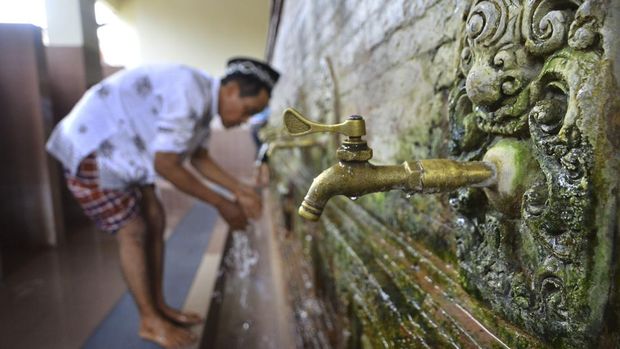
189,148,243,193
154,151,247,229
190,148,262,219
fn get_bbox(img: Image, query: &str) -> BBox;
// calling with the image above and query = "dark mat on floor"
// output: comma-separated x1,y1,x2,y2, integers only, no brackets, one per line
82,202,218,349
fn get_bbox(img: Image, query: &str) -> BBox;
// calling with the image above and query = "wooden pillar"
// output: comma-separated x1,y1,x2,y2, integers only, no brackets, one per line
0,24,65,259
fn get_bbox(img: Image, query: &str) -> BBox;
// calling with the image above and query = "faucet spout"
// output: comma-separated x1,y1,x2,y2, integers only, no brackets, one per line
256,138,324,166
299,159,495,221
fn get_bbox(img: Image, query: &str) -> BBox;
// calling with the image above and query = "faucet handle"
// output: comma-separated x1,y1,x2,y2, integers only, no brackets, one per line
283,108,366,138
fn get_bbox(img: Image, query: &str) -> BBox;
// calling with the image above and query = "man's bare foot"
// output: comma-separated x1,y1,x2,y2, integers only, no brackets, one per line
160,305,203,326
139,316,197,349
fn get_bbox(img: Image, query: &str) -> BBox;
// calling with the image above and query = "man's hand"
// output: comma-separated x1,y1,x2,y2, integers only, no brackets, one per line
190,148,263,219
234,185,262,219
154,151,255,229
215,199,248,230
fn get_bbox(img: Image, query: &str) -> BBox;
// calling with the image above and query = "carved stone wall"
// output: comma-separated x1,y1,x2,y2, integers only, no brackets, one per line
449,1,619,347
267,0,620,347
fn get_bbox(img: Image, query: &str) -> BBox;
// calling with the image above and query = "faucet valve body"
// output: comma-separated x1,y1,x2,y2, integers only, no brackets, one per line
337,138,373,162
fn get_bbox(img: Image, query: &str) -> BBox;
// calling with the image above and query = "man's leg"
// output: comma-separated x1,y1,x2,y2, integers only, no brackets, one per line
116,207,196,348
139,186,202,326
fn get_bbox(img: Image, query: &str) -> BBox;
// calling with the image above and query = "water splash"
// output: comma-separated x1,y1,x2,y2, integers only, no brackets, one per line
225,227,260,279
224,225,260,310
209,220,291,348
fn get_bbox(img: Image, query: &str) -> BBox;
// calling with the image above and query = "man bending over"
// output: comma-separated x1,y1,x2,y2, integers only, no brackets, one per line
46,58,280,348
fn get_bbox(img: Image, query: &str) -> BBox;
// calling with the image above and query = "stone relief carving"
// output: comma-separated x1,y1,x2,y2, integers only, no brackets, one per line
448,0,610,346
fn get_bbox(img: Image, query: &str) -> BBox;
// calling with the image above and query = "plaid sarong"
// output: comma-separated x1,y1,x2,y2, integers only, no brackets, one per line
65,154,141,233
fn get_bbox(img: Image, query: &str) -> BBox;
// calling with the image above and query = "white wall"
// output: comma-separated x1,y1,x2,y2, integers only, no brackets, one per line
113,0,270,76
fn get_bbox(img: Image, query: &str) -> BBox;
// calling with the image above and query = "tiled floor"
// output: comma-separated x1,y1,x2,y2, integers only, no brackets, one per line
0,184,199,349
0,127,259,348
0,223,126,349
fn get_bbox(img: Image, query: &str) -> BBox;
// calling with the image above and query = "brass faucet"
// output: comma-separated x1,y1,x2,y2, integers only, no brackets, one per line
266,138,324,157
255,138,324,167
283,108,497,221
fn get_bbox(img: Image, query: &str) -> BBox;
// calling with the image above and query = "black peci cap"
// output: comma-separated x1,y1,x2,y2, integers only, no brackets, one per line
225,57,280,91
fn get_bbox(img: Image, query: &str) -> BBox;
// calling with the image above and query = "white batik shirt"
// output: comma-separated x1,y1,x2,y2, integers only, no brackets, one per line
46,64,218,189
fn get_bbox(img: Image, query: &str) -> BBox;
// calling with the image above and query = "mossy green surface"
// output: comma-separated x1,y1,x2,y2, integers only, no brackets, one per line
265,0,619,347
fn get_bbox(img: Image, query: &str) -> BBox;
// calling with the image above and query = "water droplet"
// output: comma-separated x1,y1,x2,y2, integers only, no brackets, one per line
349,196,358,201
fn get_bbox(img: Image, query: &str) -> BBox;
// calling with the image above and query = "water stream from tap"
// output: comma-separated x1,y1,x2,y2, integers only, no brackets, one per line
202,221,282,349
